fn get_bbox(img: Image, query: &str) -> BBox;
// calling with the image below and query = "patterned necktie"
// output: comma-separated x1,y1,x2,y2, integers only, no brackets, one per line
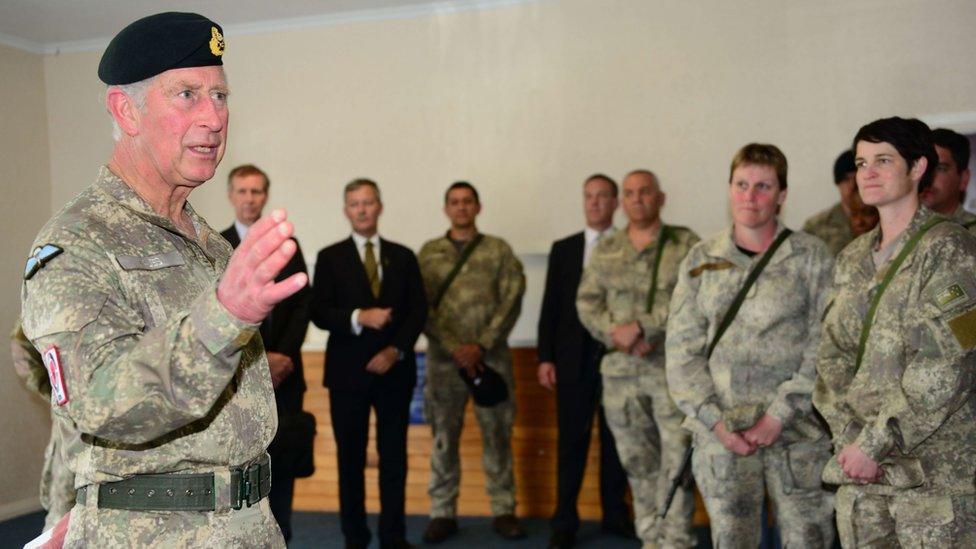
364,240,380,298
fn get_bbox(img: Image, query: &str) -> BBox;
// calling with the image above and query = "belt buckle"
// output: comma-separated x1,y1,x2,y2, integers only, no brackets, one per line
232,460,265,510
232,465,252,510
246,462,262,507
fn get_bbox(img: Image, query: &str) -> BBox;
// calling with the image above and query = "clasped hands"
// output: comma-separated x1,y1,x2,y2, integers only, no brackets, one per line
610,321,655,357
837,443,883,484
713,414,783,456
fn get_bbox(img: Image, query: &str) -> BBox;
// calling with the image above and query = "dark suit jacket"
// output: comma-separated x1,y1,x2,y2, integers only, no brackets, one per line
221,225,311,413
311,237,427,392
537,232,605,384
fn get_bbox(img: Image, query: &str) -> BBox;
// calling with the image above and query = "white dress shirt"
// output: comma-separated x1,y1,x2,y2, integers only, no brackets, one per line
583,225,615,266
233,219,250,242
350,232,382,335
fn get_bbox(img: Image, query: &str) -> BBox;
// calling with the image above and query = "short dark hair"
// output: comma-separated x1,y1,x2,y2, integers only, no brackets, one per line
833,150,855,184
344,178,381,201
227,164,270,191
729,143,788,189
444,181,480,204
853,117,937,192
932,128,971,174
584,173,618,196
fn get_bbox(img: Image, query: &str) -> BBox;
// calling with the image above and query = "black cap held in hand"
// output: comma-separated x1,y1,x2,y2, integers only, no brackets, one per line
98,12,225,85
457,364,509,407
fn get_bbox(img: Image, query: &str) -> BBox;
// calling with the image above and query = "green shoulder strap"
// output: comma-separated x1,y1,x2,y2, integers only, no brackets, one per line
854,217,946,372
646,224,672,313
706,229,793,359
432,234,485,309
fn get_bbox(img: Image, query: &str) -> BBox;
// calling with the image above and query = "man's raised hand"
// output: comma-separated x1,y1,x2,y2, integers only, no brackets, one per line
218,209,308,323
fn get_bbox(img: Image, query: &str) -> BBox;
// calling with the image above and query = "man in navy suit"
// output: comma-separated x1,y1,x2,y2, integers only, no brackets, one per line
221,164,312,542
311,178,427,549
537,174,631,548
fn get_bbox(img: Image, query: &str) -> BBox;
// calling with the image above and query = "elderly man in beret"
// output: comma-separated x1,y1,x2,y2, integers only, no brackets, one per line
20,12,304,547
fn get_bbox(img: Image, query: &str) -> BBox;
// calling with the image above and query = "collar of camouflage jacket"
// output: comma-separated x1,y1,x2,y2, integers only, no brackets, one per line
857,206,937,282
706,221,794,270
93,165,220,254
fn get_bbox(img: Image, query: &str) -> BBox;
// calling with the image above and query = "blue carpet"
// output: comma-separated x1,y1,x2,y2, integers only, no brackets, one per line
3,510,717,548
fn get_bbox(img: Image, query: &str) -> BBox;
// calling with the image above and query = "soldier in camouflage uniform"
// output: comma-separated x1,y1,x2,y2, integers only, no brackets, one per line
921,128,976,232
20,13,306,547
667,144,835,548
803,150,859,255
814,118,976,547
577,170,699,548
418,182,527,543
10,321,76,530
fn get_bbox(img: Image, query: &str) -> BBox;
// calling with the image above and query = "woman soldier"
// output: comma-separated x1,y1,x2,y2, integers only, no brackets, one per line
814,117,976,547
666,143,835,548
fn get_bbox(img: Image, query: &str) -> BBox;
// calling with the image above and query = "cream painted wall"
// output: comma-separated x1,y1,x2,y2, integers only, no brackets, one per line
0,44,54,519
41,0,976,350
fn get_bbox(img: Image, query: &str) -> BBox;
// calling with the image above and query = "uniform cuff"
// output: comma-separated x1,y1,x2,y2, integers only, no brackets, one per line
854,424,893,462
766,397,796,428
698,402,723,430
193,284,259,357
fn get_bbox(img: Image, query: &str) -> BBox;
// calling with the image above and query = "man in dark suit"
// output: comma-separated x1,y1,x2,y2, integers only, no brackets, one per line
311,178,427,549
221,164,312,542
537,174,631,548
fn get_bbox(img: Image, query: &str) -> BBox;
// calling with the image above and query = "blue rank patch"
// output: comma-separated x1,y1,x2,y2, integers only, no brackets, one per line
24,244,63,280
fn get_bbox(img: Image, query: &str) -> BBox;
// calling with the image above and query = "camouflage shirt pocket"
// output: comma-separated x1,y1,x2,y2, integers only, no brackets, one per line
783,441,830,493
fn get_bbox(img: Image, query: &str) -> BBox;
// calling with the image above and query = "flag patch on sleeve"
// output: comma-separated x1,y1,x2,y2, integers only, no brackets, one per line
42,346,69,406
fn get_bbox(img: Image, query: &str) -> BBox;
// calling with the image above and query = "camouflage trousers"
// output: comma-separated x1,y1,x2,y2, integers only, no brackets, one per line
835,486,976,548
424,357,516,518
40,423,76,530
63,489,285,548
692,434,834,548
602,367,695,548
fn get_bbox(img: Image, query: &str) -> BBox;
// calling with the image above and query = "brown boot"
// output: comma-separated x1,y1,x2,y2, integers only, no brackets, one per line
422,518,458,544
492,514,527,540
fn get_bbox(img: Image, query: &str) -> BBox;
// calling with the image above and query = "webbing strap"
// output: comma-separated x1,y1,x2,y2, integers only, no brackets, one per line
432,233,484,309
646,225,672,314
706,229,792,359
854,217,946,373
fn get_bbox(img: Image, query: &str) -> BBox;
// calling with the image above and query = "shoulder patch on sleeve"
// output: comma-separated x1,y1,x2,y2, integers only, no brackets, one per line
689,260,734,278
948,308,976,351
935,283,968,310
41,345,69,406
24,244,63,280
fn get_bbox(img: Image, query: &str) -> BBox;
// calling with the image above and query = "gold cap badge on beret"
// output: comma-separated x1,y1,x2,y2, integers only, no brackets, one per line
209,27,224,57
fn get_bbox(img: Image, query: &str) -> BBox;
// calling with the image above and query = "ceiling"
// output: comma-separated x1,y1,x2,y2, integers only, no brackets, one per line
0,0,530,53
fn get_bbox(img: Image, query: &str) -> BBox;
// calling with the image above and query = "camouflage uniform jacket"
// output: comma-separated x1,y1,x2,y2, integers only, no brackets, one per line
21,167,276,488
803,202,853,256
11,320,49,401
814,206,976,495
950,204,976,232
576,224,699,377
666,224,833,439
418,233,525,365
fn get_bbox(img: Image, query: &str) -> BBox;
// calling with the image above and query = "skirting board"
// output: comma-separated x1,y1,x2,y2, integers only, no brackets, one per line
0,498,42,523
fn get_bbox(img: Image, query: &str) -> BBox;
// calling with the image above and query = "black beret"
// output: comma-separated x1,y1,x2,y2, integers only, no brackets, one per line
98,12,224,85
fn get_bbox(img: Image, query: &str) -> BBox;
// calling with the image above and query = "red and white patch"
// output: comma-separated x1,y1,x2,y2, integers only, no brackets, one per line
42,345,69,406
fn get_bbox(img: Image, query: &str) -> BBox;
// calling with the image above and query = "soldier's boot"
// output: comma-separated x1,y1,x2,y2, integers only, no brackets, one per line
422,518,458,544
492,514,527,540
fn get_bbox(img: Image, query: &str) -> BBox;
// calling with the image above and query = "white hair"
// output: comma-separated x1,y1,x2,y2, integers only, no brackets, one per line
107,76,154,141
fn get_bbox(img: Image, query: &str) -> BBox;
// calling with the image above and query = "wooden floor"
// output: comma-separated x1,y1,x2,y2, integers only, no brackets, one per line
295,348,707,523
